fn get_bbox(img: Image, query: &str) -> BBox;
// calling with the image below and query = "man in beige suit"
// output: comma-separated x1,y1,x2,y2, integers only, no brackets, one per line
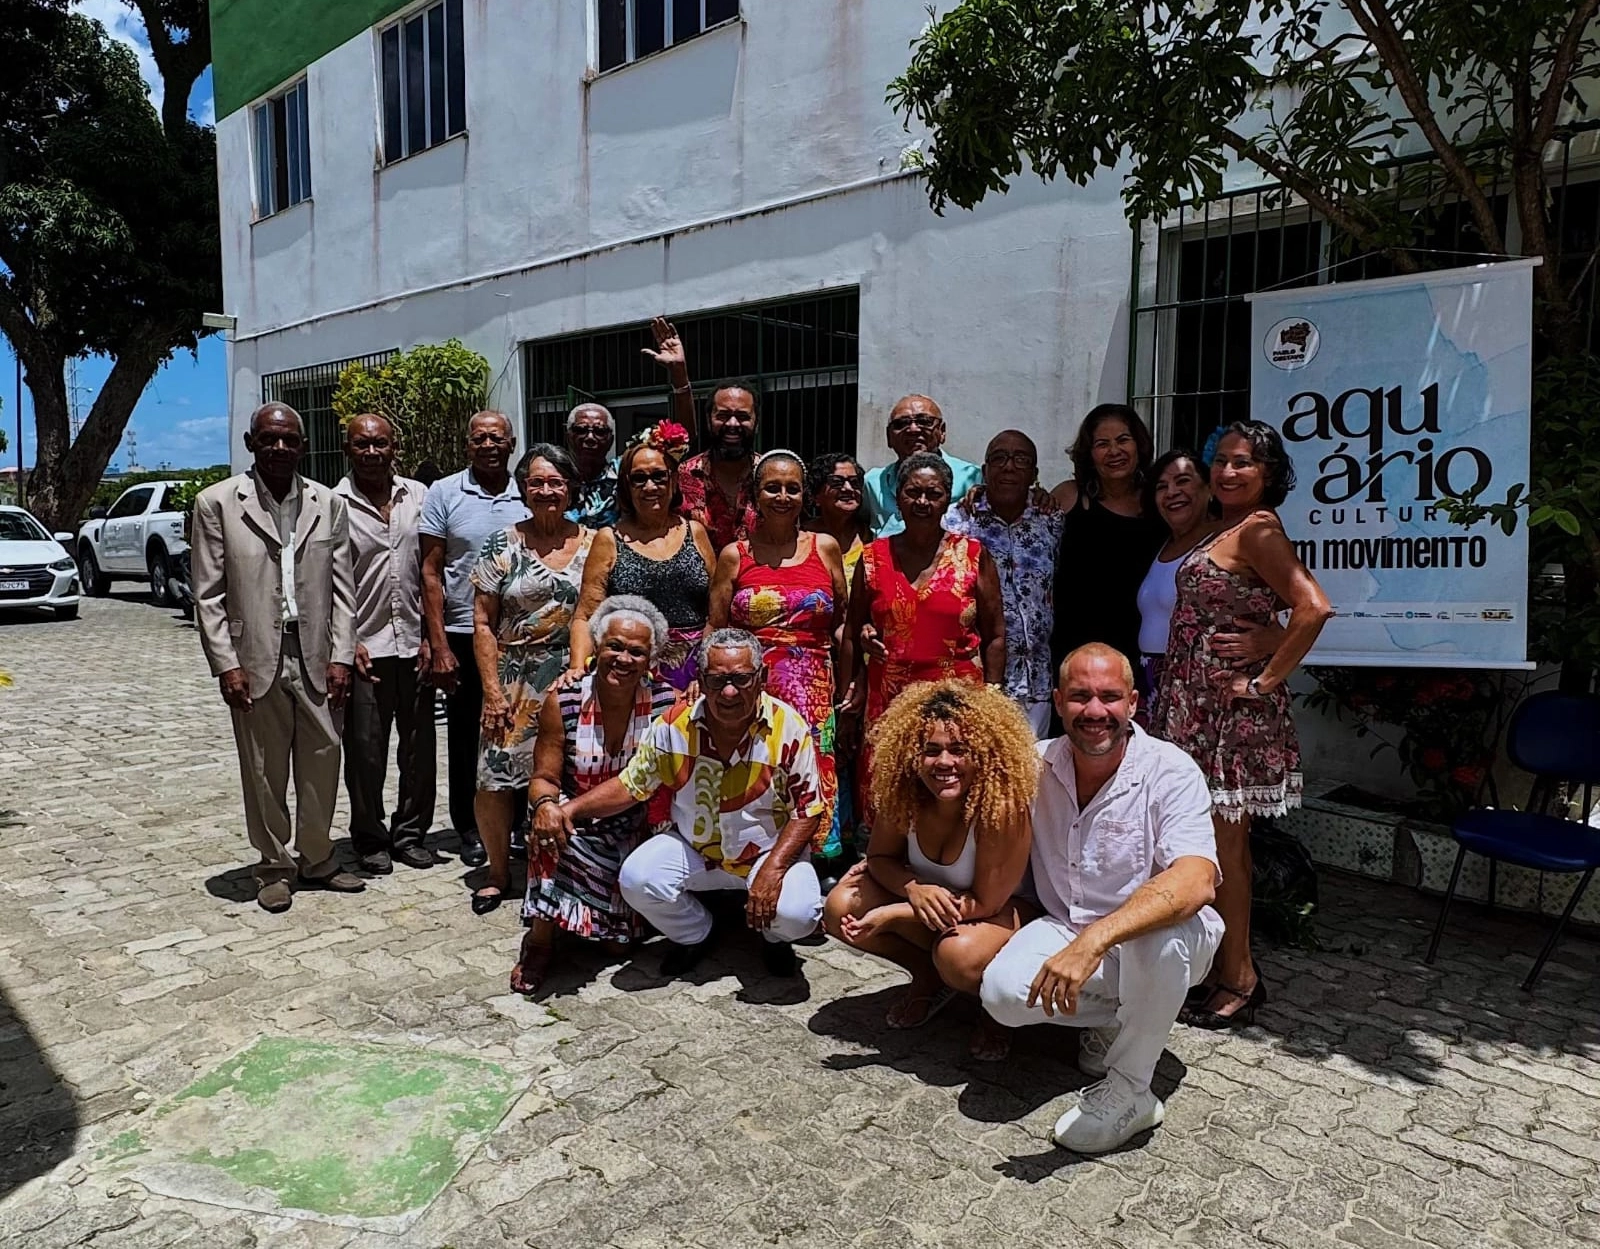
193,403,366,912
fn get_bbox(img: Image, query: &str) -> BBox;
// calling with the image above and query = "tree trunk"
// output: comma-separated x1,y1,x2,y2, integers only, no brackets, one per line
24,326,177,532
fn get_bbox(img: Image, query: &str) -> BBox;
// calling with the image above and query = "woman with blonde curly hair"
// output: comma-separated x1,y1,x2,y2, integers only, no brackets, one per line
823,680,1039,1059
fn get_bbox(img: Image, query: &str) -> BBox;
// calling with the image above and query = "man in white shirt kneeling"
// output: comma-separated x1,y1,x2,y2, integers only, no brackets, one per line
980,643,1224,1153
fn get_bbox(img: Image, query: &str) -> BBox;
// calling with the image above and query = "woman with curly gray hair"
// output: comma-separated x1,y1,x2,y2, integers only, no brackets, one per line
511,594,678,995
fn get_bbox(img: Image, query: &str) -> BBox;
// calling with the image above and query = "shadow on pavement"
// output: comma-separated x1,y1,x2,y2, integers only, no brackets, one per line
0,981,79,1198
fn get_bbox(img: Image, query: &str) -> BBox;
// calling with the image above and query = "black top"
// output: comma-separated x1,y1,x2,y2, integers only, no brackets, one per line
1050,496,1168,675
606,523,710,631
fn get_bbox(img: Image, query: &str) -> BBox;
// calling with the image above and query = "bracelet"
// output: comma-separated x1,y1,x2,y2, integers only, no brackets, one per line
529,794,560,816
672,383,691,394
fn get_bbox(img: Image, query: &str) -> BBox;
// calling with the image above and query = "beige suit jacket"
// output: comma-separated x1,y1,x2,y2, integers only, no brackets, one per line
192,471,357,698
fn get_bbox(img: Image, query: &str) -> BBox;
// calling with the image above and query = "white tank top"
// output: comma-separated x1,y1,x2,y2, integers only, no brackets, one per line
1136,552,1184,655
907,823,977,891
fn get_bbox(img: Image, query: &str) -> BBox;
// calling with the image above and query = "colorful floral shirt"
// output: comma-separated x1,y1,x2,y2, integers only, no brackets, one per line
677,451,758,553
945,494,1065,702
567,461,618,529
617,691,826,877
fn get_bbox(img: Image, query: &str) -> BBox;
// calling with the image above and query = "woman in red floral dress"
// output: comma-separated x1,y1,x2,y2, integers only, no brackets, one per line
844,451,1005,723
1154,421,1332,1030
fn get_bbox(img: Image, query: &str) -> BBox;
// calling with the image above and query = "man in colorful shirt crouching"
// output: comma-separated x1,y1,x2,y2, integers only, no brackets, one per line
555,627,826,978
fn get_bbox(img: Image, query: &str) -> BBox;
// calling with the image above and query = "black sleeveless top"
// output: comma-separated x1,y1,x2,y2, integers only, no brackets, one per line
1050,496,1167,674
606,522,710,630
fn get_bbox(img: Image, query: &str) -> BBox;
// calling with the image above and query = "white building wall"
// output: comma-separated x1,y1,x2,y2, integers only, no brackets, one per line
215,0,1138,486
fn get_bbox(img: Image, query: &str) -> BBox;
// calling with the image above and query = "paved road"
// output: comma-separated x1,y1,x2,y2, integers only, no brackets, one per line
3,594,1600,1247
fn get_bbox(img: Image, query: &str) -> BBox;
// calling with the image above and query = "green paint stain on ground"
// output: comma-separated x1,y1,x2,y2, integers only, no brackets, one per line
115,1036,523,1222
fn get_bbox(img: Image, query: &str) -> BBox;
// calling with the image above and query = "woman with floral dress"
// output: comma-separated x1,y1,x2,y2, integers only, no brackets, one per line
708,450,849,851
470,445,593,915
845,452,1005,722
512,595,678,996
1154,421,1331,1029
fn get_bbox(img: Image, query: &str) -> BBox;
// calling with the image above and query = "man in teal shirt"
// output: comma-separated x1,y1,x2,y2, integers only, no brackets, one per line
862,394,982,536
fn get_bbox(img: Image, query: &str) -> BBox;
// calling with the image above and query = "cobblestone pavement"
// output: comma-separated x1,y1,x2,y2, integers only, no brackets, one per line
4,595,1600,1248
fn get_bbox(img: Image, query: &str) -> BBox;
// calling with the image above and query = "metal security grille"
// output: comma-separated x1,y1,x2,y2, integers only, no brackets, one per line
1130,129,1600,455
522,289,859,463
261,351,395,486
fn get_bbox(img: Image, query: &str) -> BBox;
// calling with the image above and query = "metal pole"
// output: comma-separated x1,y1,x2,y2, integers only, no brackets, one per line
14,351,22,508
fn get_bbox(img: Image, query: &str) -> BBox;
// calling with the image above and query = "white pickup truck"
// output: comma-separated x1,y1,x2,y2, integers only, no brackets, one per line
76,479,189,606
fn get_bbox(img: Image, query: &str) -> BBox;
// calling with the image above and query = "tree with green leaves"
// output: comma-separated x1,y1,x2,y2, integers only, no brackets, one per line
0,0,219,532
891,0,1600,686
332,340,492,478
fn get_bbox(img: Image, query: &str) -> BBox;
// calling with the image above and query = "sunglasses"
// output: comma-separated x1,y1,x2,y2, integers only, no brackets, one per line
888,415,940,433
708,671,760,690
628,469,672,487
823,474,861,491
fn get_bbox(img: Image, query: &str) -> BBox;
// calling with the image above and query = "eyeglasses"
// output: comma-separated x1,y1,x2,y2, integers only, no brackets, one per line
985,450,1038,469
709,671,760,690
468,432,511,446
524,477,570,492
822,474,861,492
570,426,611,441
628,470,672,487
888,415,940,433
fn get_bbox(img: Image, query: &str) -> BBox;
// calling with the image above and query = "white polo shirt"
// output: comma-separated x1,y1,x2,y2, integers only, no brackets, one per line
1031,723,1224,943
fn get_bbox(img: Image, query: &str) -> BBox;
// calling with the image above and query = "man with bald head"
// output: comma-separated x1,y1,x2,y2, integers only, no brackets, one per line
862,395,982,537
980,643,1224,1154
420,410,530,864
193,403,364,912
336,415,436,874
564,402,619,528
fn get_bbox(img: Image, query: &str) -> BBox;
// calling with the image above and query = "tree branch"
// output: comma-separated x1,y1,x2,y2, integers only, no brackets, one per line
123,0,210,135
1345,0,1507,256
1219,128,1420,273
1533,0,1600,151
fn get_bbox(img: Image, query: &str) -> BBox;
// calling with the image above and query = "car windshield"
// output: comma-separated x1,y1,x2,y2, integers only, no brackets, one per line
0,512,48,542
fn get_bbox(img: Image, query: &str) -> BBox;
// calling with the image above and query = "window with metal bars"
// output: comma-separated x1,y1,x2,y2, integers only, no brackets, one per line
597,0,740,73
261,351,396,487
252,79,311,218
523,290,859,464
380,0,466,164
1124,149,1600,457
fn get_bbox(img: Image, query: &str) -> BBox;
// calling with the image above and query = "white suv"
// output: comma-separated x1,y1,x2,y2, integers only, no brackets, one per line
0,505,81,620
76,480,189,605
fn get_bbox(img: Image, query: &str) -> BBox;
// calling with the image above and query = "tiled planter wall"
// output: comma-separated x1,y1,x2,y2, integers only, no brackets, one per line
1282,790,1600,927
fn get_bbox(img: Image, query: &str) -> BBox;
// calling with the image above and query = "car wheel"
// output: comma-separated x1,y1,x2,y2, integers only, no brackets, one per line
78,545,109,597
148,548,173,606
54,605,80,621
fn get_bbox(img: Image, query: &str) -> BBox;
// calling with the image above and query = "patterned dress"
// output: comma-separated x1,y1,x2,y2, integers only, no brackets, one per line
470,526,593,790
1153,521,1303,819
523,675,678,941
729,536,838,850
860,534,986,720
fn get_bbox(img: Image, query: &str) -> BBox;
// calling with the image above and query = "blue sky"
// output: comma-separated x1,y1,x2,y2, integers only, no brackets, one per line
2,3,231,473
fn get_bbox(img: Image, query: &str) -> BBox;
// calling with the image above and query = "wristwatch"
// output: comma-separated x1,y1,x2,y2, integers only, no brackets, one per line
1247,676,1265,697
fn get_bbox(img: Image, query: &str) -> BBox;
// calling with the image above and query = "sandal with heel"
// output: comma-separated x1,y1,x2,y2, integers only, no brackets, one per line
1183,977,1266,1030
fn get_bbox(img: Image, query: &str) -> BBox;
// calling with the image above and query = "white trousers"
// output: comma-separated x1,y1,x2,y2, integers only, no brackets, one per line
980,911,1221,1092
618,832,823,946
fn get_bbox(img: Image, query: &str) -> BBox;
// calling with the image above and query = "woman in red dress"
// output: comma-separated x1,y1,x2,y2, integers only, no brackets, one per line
844,451,1006,724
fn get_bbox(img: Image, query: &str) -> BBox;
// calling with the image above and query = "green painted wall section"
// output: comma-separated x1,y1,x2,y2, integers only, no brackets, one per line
210,0,414,119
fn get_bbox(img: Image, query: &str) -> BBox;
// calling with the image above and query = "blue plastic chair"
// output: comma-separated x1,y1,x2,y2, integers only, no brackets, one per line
1425,690,1600,989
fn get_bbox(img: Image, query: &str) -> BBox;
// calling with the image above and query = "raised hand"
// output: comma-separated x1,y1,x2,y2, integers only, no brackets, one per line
641,316,686,370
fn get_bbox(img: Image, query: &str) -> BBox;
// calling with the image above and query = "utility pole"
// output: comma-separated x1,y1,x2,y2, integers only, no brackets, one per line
14,353,22,508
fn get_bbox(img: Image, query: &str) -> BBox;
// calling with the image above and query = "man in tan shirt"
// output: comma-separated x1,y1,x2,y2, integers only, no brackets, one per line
192,403,364,912
335,414,436,874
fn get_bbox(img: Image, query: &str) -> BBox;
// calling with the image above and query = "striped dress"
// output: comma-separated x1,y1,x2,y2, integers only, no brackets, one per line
522,674,679,941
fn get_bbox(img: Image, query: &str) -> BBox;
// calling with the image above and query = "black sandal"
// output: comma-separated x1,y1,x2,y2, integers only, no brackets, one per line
1183,978,1266,1030
470,887,504,915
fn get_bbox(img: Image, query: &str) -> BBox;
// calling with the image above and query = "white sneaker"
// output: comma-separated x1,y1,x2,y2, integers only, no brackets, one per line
1076,1025,1118,1078
1052,1076,1164,1153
